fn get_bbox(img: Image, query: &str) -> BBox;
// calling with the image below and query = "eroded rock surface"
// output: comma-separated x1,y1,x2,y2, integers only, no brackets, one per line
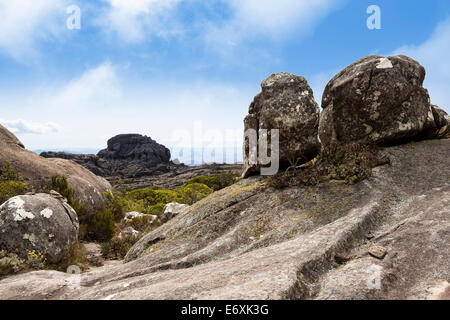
0,139,448,300
319,55,436,147
0,124,111,213
41,134,171,178
0,193,79,264
243,73,320,177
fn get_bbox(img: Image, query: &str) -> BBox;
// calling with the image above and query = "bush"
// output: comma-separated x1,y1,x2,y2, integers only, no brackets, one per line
178,183,213,205
128,189,183,206
185,173,237,191
85,208,117,242
0,162,28,205
47,175,87,221
144,203,165,217
0,249,46,276
0,181,29,205
104,190,144,222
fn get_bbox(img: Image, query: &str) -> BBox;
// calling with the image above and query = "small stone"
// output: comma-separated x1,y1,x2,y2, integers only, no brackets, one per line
368,246,387,259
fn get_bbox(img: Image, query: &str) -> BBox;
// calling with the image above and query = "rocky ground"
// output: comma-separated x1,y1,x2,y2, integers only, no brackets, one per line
0,54,449,300
0,139,448,300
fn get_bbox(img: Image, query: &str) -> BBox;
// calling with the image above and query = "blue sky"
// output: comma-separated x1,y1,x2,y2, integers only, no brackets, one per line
0,0,449,162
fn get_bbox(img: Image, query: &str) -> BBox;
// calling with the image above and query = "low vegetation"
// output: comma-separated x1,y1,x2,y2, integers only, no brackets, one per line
43,173,236,261
0,249,46,277
0,162,29,205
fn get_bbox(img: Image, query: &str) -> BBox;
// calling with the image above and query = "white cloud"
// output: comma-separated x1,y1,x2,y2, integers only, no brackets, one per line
0,119,60,135
51,62,121,110
205,0,343,50
392,18,450,113
98,0,183,43
0,0,69,60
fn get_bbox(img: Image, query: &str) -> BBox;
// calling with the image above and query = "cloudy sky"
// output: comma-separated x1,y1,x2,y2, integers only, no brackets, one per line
0,0,449,161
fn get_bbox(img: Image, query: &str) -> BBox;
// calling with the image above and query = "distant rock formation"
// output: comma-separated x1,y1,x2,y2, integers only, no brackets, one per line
41,134,171,178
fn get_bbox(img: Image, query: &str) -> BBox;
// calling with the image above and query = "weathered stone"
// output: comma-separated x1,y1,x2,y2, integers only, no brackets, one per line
319,55,436,148
124,212,157,224
243,73,320,177
41,134,171,178
368,246,387,259
0,194,79,264
0,139,448,300
429,105,450,138
0,124,111,213
160,203,190,224
118,227,140,240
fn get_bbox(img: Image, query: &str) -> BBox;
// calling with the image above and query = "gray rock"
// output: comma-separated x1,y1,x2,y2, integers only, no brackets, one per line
41,134,171,178
118,227,140,240
319,55,436,148
368,246,387,259
429,105,450,138
0,138,449,300
0,194,79,264
243,73,320,177
0,124,111,214
124,212,157,224
160,203,190,224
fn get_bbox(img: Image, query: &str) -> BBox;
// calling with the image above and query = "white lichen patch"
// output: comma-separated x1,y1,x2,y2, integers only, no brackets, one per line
40,208,53,219
376,58,393,69
14,209,35,221
3,197,36,221
7,197,25,210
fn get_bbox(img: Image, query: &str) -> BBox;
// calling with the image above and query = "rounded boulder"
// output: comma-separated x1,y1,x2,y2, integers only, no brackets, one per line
0,193,79,264
319,55,436,147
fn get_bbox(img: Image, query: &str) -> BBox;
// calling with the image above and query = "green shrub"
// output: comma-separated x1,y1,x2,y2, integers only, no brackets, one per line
128,189,183,206
104,190,144,222
185,173,237,191
0,162,28,205
0,249,46,276
178,183,213,205
86,208,116,242
144,203,165,217
47,175,87,220
0,181,29,205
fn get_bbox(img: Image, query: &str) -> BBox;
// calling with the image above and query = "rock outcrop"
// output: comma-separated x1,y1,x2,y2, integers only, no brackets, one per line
0,124,111,213
243,73,320,177
160,203,190,224
0,193,79,264
319,55,436,147
41,134,171,178
0,139,448,299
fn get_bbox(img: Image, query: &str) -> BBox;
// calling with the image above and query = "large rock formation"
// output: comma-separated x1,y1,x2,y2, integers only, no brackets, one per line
243,73,320,177
319,55,436,147
0,124,111,213
41,134,171,178
0,139,448,299
0,193,79,264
